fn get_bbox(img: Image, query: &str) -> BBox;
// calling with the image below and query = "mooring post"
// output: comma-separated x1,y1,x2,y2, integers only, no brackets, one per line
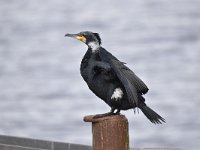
84,115,129,150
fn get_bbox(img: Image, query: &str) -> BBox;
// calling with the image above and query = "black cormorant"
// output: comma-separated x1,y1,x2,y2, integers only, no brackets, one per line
65,31,165,124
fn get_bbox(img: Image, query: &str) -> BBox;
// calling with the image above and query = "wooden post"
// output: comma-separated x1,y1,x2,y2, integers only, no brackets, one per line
84,115,129,150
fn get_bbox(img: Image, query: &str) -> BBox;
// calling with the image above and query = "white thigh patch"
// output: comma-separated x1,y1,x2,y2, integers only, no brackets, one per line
111,88,123,100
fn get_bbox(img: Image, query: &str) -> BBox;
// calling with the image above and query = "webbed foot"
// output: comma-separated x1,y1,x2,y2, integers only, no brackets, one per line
93,108,121,119
93,112,115,119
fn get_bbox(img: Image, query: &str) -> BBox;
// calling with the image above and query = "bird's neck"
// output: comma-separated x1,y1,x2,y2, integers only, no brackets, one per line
88,41,100,52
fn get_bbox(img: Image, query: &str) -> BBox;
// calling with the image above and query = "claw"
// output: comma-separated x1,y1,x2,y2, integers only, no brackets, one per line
93,109,121,119
93,112,115,119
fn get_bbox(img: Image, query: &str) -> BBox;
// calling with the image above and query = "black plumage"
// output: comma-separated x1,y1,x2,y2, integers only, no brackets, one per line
65,31,165,124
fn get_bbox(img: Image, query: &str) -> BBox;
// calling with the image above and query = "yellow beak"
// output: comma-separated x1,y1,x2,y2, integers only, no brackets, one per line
76,35,86,43
65,33,86,43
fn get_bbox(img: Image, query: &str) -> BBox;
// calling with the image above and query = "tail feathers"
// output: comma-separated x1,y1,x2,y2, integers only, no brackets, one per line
139,104,165,124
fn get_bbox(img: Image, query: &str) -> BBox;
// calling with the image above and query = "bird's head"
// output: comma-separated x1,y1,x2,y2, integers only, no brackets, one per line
65,31,102,50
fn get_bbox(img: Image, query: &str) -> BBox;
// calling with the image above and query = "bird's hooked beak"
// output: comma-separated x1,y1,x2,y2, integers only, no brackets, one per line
65,33,86,43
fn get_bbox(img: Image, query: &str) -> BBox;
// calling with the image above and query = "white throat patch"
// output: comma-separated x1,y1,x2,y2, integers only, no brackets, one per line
88,42,100,52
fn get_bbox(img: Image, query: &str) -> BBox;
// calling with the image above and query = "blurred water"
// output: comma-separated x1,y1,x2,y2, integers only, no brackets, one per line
0,0,200,150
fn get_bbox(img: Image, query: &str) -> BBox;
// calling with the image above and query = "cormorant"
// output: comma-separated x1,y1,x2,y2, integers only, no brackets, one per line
65,31,165,124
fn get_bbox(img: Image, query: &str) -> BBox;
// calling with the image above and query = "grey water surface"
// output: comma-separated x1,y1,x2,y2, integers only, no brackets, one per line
0,0,200,150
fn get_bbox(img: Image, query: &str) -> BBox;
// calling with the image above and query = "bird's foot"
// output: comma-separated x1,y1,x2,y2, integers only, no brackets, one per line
93,112,114,119
93,111,120,119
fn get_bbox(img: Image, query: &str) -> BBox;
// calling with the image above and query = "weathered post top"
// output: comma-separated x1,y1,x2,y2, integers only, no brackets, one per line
84,115,129,150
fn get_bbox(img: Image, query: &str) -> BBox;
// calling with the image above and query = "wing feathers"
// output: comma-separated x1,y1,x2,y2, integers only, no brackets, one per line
111,59,149,94
99,48,149,106
110,59,138,106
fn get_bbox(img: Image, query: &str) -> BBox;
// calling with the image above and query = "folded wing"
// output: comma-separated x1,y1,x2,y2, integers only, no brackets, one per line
99,48,149,106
